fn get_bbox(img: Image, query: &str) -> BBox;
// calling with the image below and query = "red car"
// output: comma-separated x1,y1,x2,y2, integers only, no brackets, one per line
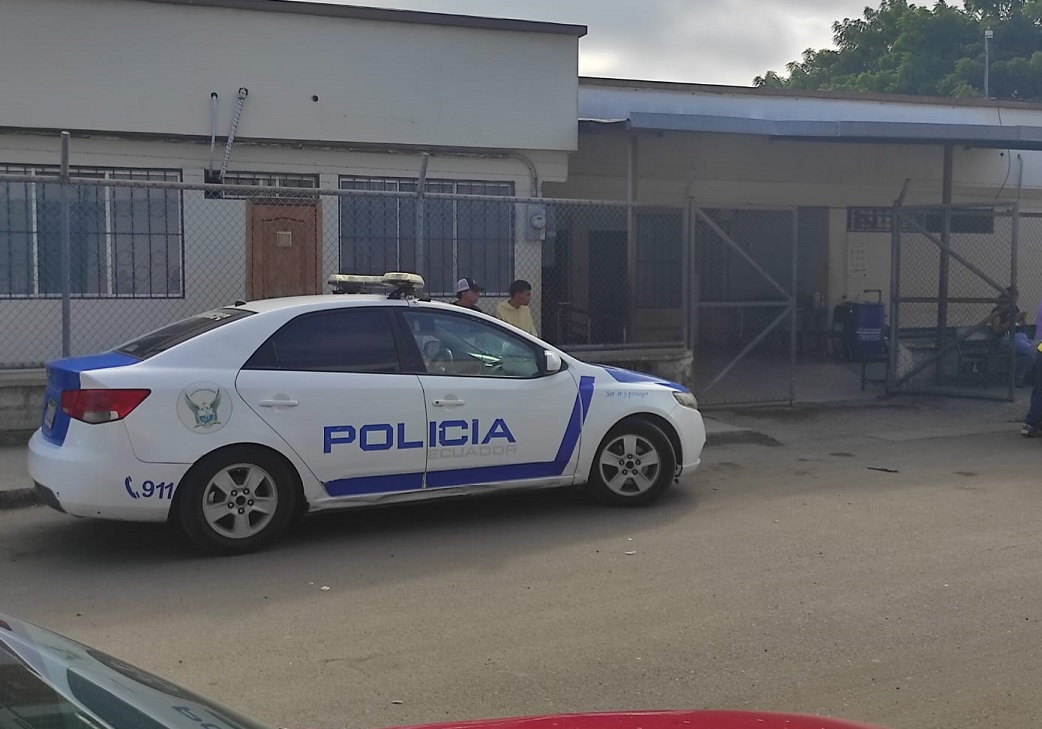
0,611,886,729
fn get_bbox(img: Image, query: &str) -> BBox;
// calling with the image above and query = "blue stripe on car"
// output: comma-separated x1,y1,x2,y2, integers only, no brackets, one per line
41,352,141,446
599,365,688,392
324,472,424,497
323,375,597,497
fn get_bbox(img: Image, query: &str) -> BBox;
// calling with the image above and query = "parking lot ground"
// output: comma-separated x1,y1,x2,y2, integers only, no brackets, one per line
2,397,1041,729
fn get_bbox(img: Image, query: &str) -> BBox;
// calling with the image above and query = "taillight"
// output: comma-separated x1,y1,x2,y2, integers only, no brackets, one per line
60,389,151,424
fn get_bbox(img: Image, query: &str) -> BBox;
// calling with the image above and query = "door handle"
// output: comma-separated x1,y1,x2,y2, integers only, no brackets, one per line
432,398,466,407
259,399,299,408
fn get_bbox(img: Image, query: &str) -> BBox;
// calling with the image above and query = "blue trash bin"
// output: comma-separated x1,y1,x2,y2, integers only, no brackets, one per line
846,302,885,361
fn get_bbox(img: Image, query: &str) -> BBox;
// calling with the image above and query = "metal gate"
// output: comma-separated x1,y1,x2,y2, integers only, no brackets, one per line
889,202,1020,400
690,205,797,407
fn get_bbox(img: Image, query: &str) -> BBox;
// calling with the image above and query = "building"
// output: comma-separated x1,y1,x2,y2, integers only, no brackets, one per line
541,78,1042,403
0,0,585,367
4,0,1042,409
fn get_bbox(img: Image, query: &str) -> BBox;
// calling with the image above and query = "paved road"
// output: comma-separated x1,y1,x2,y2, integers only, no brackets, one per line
2,415,1041,729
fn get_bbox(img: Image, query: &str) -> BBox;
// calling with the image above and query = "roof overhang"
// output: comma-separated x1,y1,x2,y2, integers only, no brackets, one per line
581,112,1042,150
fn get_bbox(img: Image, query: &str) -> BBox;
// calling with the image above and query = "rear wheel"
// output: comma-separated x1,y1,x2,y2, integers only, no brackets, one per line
177,447,299,554
587,419,677,506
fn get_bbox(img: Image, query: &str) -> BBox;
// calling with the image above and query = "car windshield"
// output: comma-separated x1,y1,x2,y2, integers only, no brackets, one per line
114,309,254,360
0,636,272,729
0,642,91,729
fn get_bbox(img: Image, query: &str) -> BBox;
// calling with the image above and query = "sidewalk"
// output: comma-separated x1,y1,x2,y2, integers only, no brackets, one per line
0,395,1028,511
0,444,34,510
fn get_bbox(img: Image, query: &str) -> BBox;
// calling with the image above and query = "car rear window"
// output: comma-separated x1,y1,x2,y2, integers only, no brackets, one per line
116,308,254,360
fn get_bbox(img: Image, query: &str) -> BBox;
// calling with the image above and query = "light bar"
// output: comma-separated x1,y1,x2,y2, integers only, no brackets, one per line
328,274,383,293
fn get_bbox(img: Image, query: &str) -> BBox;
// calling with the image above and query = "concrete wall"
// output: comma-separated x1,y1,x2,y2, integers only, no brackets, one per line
0,371,46,432
0,0,580,153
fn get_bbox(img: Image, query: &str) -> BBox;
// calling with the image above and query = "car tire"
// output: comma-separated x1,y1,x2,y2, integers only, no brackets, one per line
177,446,300,555
586,418,677,507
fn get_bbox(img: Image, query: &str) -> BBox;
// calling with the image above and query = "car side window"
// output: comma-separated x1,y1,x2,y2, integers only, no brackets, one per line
402,310,541,379
244,308,402,373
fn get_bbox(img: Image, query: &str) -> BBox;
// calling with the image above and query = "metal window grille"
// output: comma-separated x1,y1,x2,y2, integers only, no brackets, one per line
219,172,319,199
338,176,514,296
0,166,183,298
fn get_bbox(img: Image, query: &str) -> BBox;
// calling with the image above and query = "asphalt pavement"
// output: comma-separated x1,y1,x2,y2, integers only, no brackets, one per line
3,401,1041,729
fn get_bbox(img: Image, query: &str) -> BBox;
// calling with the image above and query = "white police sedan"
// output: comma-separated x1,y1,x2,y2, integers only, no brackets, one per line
29,273,706,554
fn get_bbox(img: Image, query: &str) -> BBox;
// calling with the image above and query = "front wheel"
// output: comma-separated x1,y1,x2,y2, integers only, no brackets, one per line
586,419,677,506
177,447,300,554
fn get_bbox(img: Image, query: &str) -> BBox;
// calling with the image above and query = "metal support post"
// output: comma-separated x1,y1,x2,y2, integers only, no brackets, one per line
681,200,692,350
789,209,798,404
416,153,429,278
60,131,71,358
626,135,638,344
936,143,953,384
888,208,901,393
1010,202,1020,399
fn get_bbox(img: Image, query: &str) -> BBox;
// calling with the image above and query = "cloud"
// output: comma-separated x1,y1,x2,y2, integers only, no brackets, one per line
299,0,873,86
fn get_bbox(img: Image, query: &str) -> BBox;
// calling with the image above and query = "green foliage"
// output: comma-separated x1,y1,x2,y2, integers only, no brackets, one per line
753,0,1042,100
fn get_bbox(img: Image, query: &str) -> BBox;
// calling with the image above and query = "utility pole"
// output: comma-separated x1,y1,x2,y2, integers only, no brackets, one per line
985,28,993,98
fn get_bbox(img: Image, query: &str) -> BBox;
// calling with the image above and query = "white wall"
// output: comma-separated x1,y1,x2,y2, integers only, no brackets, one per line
0,0,580,153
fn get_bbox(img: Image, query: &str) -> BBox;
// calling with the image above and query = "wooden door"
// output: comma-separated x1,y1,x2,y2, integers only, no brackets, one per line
246,201,321,299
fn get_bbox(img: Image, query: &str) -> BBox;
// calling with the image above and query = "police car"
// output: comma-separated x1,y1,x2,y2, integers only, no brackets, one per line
28,272,706,554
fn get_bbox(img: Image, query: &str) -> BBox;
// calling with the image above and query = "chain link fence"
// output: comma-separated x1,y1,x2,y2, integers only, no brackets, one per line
690,206,798,407
890,203,1023,398
0,172,687,369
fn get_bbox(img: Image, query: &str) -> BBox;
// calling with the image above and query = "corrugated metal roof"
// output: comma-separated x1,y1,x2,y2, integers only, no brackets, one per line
580,76,1042,111
579,78,1042,150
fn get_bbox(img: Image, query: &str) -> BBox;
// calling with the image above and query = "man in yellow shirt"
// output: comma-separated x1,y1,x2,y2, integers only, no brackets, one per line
495,279,538,336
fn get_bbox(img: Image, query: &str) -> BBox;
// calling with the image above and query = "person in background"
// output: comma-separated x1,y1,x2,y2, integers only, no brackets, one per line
1022,341,1042,436
495,279,538,336
988,290,1032,386
452,277,482,311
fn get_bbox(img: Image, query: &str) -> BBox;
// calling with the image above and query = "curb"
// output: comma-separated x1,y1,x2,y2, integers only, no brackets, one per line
0,487,40,512
0,430,33,447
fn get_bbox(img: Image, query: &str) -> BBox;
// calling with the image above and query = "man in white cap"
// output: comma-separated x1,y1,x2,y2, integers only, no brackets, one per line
452,277,482,311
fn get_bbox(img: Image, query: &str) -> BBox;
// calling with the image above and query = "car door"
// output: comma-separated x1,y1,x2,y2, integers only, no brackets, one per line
235,307,428,498
397,307,585,491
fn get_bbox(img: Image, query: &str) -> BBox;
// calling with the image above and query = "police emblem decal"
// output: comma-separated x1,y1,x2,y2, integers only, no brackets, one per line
176,382,232,433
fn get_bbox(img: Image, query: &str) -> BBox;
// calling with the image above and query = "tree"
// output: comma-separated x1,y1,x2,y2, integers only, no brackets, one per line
754,0,1042,100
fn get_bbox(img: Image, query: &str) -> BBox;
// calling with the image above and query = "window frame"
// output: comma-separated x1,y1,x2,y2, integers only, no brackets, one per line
338,176,515,297
242,306,411,375
0,165,184,299
396,307,555,380
218,172,320,200
115,307,254,360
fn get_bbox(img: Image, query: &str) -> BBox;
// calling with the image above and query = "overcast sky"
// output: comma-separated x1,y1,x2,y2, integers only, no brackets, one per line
299,0,875,86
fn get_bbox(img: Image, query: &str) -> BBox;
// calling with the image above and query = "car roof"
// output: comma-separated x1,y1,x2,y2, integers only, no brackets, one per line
237,294,402,314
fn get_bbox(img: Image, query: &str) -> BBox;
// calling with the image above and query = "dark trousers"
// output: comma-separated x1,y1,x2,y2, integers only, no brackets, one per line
1025,349,1042,427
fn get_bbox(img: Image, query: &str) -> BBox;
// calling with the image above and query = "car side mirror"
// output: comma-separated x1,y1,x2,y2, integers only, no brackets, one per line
545,351,563,374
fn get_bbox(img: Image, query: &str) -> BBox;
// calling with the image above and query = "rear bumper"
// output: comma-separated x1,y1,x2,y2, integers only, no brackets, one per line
34,483,64,513
28,427,188,522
